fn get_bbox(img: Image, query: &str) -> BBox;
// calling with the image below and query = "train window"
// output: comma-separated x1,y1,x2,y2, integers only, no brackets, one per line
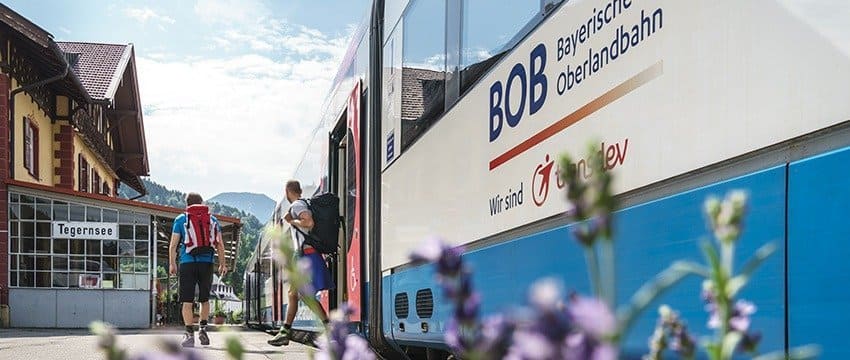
460,0,542,95
400,0,446,152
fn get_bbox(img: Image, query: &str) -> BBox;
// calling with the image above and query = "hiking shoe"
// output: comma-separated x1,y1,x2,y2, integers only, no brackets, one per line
198,329,210,346
267,330,290,347
181,332,195,348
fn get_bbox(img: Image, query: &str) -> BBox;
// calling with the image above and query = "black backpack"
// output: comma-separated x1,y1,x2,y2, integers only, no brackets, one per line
293,192,341,254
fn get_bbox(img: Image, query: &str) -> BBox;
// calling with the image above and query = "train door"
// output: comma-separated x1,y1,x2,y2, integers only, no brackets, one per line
328,83,364,323
327,126,345,311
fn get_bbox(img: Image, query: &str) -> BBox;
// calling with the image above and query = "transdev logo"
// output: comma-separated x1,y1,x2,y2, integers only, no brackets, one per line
531,140,630,207
531,154,559,207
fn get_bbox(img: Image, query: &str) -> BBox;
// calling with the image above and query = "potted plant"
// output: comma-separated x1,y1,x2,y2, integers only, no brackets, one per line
213,300,226,325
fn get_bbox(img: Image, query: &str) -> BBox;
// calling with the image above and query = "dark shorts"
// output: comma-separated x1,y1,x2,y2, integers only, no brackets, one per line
179,262,214,303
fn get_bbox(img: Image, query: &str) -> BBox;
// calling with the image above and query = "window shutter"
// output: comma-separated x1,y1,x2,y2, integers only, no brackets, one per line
93,172,101,194
32,123,39,178
78,154,89,192
23,118,32,174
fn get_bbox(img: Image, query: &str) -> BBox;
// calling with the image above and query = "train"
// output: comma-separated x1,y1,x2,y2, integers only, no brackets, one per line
244,0,850,358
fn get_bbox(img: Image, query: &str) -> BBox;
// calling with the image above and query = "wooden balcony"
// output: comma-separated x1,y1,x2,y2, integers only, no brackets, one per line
72,107,115,170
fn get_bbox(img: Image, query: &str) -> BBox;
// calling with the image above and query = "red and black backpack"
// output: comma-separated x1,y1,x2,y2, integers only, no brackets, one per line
183,204,217,256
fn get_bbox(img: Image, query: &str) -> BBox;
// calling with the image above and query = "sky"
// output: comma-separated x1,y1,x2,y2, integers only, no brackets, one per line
5,0,370,200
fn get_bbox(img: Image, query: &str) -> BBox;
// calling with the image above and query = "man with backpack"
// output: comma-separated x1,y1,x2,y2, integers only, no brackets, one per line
169,192,227,347
268,180,334,346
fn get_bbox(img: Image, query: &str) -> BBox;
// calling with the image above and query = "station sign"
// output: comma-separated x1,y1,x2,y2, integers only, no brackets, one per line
52,221,119,240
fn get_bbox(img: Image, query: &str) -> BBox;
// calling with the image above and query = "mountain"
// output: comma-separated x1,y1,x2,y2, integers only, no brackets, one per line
209,192,276,221
118,178,262,298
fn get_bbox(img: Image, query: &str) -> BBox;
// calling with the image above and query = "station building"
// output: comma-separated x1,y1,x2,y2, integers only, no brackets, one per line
0,4,241,328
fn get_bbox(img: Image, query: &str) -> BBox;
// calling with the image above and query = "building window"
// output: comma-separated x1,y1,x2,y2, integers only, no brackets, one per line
24,117,39,178
8,192,151,290
103,182,111,196
78,155,89,192
400,0,446,152
460,0,542,94
93,172,101,195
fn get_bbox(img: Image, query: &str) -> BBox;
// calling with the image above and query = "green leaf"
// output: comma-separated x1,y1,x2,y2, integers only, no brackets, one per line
725,276,747,298
616,263,694,338
700,239,722,275
727,242,776,297
702,341,722,360
225,335,245,360
741,242,777,276
671,260,711,278
752,345,821,360
720,332,743,360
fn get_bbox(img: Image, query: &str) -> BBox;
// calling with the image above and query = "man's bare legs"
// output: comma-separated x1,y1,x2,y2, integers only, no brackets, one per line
269,287,328,346
200,301,210,322
285,289,299,325
181,302,194,326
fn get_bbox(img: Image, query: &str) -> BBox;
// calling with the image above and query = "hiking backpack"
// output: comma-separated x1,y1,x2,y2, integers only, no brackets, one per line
184,205,218,256
294,192,341,254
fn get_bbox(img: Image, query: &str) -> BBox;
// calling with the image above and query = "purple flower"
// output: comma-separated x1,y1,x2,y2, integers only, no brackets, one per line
479,315,515,358
645,305,696,360
411,238,486,358
444,320,462,353
705,298,757,333
410,237,445,263
506,330,556,360
564,332,618,360
341,335,376,360
567,296,616,339
571,221,599,248
438,246,465,277
729,300,756,332
706,191,749,244
315,303,377,359
738,331,762,353
411,237,465,278
669,327,696,356
456,292,481,323
529,278,564,312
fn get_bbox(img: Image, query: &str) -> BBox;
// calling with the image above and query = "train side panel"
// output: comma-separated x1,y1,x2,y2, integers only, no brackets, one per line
384,164,787,353
789,147,850,359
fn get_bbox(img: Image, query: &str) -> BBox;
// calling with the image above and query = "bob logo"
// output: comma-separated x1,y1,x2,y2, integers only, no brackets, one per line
489,43,548,143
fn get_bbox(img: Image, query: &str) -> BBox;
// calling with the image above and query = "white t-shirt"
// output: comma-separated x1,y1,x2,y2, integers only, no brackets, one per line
289,199,312,250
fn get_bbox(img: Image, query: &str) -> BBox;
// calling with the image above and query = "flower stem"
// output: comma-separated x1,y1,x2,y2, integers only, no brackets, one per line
722,242,734,276
584,246,603,299
601,238,616,307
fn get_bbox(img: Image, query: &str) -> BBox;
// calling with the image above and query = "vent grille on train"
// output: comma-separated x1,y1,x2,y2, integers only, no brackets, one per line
415,289,434,319
394,293,409,319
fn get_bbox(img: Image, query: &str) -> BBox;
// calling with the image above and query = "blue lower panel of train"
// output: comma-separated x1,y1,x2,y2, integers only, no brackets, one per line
383,146,850,358
788,147,850,360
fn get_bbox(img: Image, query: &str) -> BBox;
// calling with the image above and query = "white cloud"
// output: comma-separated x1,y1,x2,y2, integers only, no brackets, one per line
193,0,267,25
58,27,72,35
125,7,176,28
136,27,350,200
